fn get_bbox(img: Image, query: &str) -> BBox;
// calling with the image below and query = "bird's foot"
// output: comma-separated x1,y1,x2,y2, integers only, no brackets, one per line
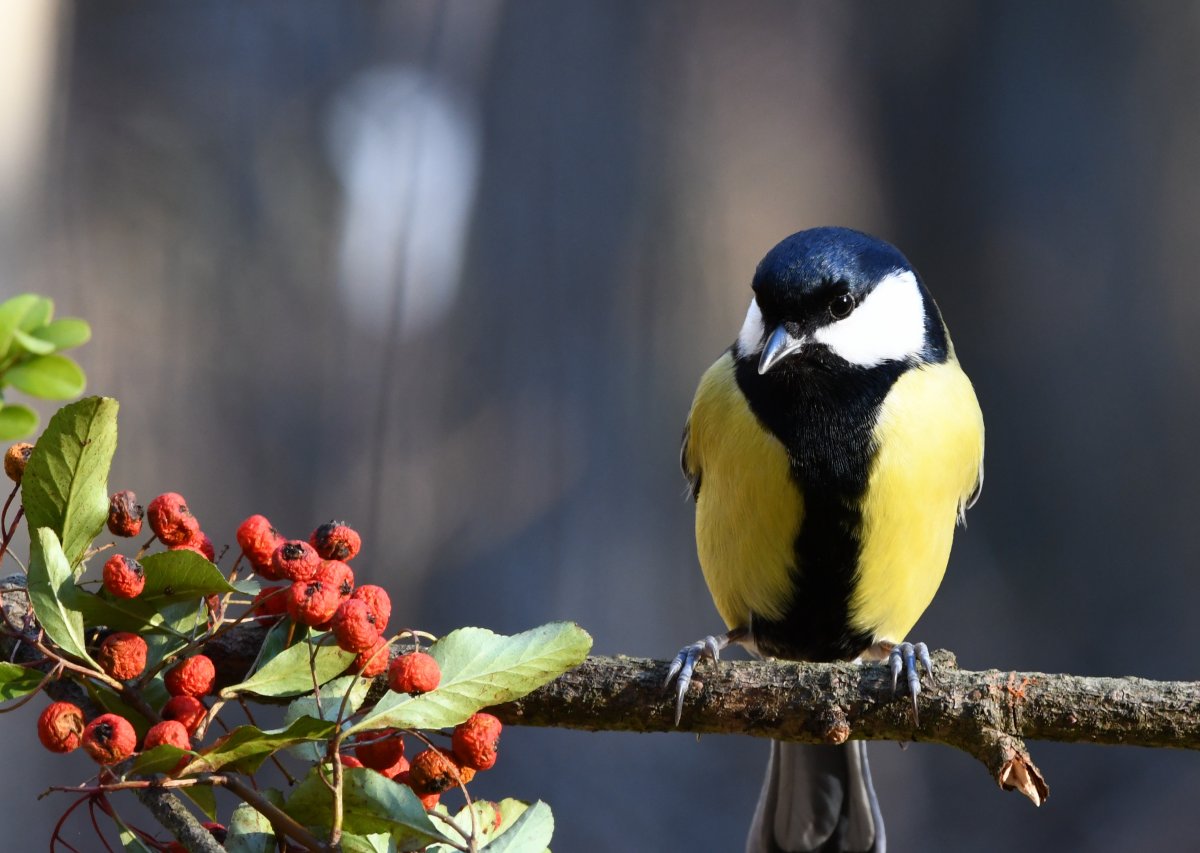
888,641,934,726
664,631,739,725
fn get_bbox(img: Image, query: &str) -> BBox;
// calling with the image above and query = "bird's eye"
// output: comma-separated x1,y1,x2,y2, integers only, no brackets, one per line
829,293,855,320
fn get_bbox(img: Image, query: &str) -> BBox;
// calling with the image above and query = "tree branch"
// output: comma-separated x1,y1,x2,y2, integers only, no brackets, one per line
487,652,1200,806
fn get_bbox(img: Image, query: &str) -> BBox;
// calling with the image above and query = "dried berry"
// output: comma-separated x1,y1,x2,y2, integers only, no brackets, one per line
236,514,283,578
107,490,144,537
452,712,502,771
351,636,391,678
164,655,216,697
272,540,320,582
310,521,362,562
3,442,33,484
102,554,145,599
316,559,355,599
340,754,364,768
143,720,191,751
37,702,85,753
146,492,200,546
332,599,382,653
418,791,440,810
408,747,472,796
350,585,391,632
388,652,441,695
355,728,404,771
97,631,148,680
162,695,207,735
82,713,137,764
286,578,341,626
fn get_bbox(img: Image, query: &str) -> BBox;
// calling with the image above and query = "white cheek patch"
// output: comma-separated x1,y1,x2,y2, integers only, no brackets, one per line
813,270,927,367
736,298,765,357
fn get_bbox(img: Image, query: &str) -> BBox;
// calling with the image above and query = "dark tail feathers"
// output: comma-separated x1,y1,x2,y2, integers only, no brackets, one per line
746,740,884,853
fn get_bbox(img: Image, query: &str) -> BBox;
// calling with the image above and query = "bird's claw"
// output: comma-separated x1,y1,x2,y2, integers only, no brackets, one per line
888,641,933,726
665,635,725,725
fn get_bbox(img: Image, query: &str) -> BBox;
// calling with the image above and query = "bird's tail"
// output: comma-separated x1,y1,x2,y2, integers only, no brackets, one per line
746,740,885,853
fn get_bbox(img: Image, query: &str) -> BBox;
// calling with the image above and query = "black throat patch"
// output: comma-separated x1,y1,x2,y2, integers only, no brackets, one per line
733,353,909,661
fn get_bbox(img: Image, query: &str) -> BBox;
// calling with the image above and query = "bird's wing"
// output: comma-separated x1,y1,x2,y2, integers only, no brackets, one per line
681,418,701,501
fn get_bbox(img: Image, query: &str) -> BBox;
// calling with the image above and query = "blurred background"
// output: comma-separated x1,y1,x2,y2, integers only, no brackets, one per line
3,1,1199,850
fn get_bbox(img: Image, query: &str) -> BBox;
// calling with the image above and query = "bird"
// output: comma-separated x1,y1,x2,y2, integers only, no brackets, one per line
667,226,984,852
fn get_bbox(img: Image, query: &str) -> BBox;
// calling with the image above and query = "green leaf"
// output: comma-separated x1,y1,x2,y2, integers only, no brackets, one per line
226,802,276,853
85,682,151,739
73,589,204,639
285,766,450,847
16,296,52,332
0,402,38,440
182,784,218,821
117,823,155,853
485,801,554,853
220,637,355,699
30,318,91,351
181,716,337,775
11,329,55,355
350,623,591,735
0,294,43,356
27,528,96,667
284,674,371,762
127,744,191,776
139,549,237,599
340,833,396,853
5,354,86,399
248,616,291,676
0,661,45,701
22,396,118,566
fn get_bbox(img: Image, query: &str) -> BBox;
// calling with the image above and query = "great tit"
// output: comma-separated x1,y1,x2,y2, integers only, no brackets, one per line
668,227,984,853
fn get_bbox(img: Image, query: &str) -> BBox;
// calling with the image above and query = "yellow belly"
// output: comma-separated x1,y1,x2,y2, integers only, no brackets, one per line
686,352,984,647
848,360,984,642
687,353,803,628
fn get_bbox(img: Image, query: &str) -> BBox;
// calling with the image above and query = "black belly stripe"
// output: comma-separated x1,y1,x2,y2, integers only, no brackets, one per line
734,353,908,662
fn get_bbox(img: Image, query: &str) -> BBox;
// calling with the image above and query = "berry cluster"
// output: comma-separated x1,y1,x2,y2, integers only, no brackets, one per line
33,490,507,821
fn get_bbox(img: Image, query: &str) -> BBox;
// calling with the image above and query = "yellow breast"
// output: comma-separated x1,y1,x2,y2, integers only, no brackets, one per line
687,352,803,628
849,359,984,643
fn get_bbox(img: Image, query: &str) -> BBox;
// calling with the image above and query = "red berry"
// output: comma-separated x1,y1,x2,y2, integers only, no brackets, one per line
172,531,215,562
162,695,207,735
272,540,320,582
418,791,440,810
143,720,191,751
340,754,364,768
452,713,502,771
332,599,382,653
354,728,404,771
351,636,391,677
236,514,284,578
350,585,391,632
146,492,201,546
380,753,410,780
251,586,288,621
97,632,148,681
286,578,341,626
310,521,362,561
165,655,216,697
82,713,137,764
3,442,32,484
316,559,354,599
388,652,440,695
107,490,144,537
102,554,145,599
37,702,85,753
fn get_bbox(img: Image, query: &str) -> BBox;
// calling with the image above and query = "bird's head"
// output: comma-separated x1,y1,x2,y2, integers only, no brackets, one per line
734,227,947,375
